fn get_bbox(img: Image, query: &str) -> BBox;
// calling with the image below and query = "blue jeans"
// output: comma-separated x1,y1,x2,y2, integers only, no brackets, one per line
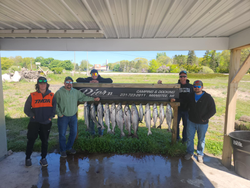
186,119,208,156
177,110,188,142
58,114,77,152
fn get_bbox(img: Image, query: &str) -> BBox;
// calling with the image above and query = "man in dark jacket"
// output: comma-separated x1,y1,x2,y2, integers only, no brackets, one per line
158,70,193,142
76,69,113,137
184,80,216,163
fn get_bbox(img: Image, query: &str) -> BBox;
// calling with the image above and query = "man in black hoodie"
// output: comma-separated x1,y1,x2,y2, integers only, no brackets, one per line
158,70,193,142
184,80,216,163
76,69,113,136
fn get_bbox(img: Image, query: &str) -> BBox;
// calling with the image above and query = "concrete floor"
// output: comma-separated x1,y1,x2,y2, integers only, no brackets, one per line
0,152,249,188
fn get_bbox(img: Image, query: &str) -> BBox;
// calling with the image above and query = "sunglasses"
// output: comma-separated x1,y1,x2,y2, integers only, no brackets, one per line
180,76,187,78
194,85,201,88
38,80,47,83
65,81,73,84
91,73,98,76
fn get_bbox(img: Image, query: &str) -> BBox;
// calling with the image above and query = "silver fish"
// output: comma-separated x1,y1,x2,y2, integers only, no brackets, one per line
124,104,132,136
97,103,105,130
166,103,172,132
139,103,144,123
131,104,139,137
90,103,101,129
84,102,90,130
111,103,116,133
152,103,158,128
104,103,111,133
145,103,152,135
158,103,164,129
115,103,125,137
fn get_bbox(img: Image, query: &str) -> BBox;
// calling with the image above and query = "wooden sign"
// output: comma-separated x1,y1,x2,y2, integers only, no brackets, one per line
73,83,180,104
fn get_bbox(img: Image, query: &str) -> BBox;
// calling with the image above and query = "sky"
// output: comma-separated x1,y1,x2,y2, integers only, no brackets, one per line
1,50,208,65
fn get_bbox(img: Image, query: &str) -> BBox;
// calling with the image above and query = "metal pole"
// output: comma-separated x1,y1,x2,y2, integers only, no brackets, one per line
87,51,88,76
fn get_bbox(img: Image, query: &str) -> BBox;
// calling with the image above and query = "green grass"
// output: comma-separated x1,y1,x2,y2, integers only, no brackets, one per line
3,72,250,157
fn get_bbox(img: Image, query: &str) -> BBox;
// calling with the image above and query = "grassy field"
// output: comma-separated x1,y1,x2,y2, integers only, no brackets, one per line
2,72,250,157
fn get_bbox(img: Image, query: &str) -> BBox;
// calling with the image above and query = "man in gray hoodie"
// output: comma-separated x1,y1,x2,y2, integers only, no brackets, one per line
55,76,100,158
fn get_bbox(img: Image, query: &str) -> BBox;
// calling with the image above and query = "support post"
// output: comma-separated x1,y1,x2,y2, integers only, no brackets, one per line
222,49,241,168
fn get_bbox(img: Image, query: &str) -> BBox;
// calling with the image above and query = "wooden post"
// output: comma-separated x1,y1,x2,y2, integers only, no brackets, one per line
171,104,179,144
222,49,241,168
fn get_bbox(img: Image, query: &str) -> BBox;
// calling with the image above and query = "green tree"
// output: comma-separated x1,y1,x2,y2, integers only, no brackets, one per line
75,63,79,71
148,59,161,73
157,55,172,65
1,57,14,70
113,64,121,72
21,57,35,69
173,55,187,66
187,50,196,65
156,52,166,59
49,60,61,70
63,60,74,70
79,60,92,71
43,58,54,67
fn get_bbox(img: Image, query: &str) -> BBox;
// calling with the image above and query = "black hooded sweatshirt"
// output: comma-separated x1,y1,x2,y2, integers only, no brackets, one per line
175,79,193,111
76,75,113,83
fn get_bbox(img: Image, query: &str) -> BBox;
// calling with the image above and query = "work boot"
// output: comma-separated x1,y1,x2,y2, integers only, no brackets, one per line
60,151,67,158
40,158,48,167
184,153,193,160
67,148,76,154
197,155,203,163
25,158,32,167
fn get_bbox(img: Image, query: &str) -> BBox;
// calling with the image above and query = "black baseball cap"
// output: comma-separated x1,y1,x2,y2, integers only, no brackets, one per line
37,76,47,84
64,76,73,82
179,70,187,75
90,69,98,74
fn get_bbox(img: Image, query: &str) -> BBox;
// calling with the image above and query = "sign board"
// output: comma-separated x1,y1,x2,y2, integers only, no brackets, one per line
73,83,180,104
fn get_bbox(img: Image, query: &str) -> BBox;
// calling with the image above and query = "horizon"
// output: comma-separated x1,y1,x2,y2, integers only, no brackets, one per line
1,50,218,65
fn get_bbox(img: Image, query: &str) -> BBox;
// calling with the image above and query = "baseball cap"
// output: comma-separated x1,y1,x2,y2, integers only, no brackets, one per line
37,76,47,84
193,80,203,86
64,76,73,82
179,70,187,75
90,69,98,74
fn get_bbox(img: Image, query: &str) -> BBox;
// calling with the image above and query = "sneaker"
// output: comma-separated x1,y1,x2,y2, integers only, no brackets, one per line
184,153,193,160
60,151,67,158
197,155,203,163
67,148,76,154
25,158,32,167
40,158,48,167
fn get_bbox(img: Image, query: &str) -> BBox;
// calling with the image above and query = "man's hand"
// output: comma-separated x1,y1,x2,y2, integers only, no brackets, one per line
90,80,99,83
94,97,100,101
49,118,51,121
60,115,64,117
157,80,162,84
170,98,175,102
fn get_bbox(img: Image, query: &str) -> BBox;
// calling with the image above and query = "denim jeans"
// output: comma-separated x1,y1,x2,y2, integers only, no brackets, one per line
186,119,208,156
57,114,77,152
177,110,188,142
88,104,104,136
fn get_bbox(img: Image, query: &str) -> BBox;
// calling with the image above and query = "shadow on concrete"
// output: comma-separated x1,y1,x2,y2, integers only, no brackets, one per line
36,153,214,188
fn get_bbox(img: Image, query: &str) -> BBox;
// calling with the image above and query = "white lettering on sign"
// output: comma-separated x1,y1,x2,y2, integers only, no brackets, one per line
136,90,154,94
80,88,113,96
233,140,243,147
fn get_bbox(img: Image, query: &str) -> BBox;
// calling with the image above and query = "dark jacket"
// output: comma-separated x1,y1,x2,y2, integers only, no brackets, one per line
175,79,193,111
76,75,113,83
24,89,56,124
184,91,216,124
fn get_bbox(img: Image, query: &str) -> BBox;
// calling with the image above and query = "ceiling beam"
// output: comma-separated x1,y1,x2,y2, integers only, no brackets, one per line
60,0,88,29
81,0,107,38
0,21,18,29
229,27,250,49
0,37,228,51
0,13,32,30
128,0,131,38
0,2,45,29
105,0,119,38
38,0,74,29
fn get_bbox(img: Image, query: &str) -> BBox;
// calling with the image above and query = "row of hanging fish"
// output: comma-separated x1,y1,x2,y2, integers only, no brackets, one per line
84,102,173,137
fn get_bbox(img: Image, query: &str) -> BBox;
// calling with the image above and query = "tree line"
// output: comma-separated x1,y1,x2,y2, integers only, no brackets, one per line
1,49,250,74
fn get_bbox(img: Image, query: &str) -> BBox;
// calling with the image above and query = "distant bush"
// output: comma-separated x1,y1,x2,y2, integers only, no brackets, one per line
157,65,170,73
10,66,21,72
169,64,180,73
188,73,228,79
200,66,214,73
51,67,63,74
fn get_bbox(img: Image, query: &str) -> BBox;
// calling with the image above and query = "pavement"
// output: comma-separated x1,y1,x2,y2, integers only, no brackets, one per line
0,152,249,188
